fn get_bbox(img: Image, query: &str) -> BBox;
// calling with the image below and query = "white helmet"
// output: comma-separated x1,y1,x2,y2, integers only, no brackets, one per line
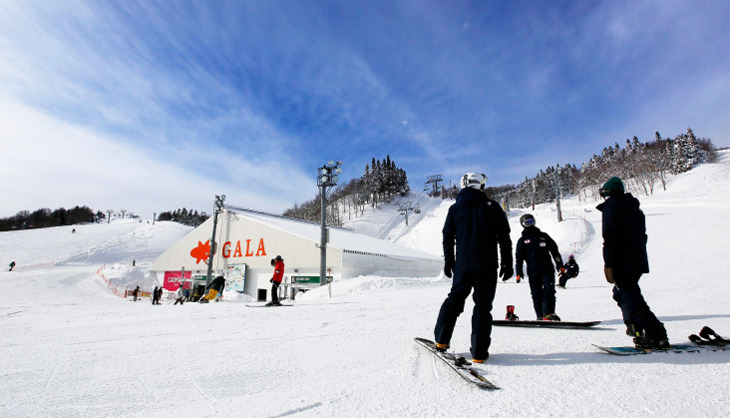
460,172,487,190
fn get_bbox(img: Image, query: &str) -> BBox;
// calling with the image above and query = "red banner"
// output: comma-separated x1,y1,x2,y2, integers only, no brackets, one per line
163,271,191,291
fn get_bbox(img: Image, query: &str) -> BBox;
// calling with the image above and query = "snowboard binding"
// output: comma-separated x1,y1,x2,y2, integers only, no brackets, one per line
505,305,519,321
689,326,729,346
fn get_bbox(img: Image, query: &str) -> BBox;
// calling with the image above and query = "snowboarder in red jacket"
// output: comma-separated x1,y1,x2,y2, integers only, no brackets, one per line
267,255,285,306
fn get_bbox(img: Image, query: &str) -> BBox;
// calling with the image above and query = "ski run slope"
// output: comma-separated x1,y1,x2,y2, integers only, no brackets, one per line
2,150,730,417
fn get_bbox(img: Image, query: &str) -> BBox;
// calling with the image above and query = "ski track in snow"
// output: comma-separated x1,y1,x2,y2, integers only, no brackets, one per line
1,151,730,416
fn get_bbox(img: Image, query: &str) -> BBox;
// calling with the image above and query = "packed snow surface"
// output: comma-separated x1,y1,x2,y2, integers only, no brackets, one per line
2,151,730,417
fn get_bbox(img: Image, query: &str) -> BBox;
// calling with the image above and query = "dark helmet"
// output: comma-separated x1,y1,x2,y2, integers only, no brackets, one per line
568,254,574,260
270,258,276,266
520,214,536,228
275,255,282,261
600,177,625,198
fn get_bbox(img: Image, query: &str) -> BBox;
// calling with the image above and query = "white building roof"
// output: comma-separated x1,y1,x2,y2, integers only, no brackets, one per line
238,210,440,261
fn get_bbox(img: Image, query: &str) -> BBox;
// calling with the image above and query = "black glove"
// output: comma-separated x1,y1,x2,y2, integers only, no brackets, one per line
499,264,514,281
270,278,274,284
443,262,454,278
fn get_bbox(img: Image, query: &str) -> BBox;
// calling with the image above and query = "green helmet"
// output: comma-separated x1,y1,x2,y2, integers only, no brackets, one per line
600,177,625,198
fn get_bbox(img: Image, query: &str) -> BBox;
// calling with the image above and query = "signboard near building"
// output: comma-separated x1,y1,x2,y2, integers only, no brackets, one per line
226,263,246,293
163,270,191,291
291,275,332,289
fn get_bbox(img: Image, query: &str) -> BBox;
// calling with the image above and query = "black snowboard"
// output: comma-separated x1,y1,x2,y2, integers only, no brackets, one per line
493,319,601,328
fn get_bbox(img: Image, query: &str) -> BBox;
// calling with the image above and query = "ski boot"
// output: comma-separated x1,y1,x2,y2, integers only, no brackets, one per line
505,305,519,321
625,320,643,338
542,313,561,321
434,342,449,352
634,336,670,350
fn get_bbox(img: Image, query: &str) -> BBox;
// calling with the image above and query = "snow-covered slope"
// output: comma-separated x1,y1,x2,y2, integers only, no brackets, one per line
1,151,729,417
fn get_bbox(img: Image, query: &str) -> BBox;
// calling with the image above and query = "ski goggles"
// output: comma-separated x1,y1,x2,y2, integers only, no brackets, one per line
523,218,536,227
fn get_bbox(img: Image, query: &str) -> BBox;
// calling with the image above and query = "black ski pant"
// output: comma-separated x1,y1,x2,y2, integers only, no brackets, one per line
271,281,281,304
612,272,667,341
558,272,574,287
434,269,497,360
528,269,556,319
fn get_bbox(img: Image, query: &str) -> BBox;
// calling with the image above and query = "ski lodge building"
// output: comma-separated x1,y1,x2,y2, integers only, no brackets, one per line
151,209,441,301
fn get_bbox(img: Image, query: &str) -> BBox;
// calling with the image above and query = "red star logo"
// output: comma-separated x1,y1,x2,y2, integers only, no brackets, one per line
190,240,210,264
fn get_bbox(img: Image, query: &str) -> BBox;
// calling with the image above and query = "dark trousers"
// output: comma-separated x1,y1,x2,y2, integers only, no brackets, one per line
612,272,667,340
558,272,573,287
174,297,184,305
434,270,497,360
528,270,556,319
271,281,281,303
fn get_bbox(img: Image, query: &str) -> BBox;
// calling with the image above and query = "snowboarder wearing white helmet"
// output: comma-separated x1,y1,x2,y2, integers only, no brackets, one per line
434,172,513,363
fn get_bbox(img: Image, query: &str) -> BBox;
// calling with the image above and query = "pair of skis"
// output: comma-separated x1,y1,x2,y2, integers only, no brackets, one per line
414,338,499,390
415,318,602,389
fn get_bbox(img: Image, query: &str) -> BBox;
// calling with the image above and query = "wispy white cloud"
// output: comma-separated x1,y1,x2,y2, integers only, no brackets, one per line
0,99,313,217
1,0,729,210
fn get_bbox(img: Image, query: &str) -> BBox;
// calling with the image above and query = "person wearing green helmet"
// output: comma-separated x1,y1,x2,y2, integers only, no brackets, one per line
597,177,669,349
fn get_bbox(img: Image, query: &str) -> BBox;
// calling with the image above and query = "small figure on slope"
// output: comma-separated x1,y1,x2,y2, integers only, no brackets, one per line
266,255,285,306
434,172,513,363
514,214,563,321
557,255,580,288
173,285,185,305
597,177,668,350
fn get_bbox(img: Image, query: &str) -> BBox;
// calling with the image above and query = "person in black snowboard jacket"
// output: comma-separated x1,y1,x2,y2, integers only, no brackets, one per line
434,173,513,363
558,255,579,288
597,176,668,349
514,214,563,321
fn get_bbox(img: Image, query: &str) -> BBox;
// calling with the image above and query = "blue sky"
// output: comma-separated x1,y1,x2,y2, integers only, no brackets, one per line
1,1,729,217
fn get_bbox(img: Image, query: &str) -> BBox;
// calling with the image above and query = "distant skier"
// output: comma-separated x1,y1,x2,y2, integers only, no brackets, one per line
8,260,16,271
514,214,563,321
434,172,513,363
200,275,226,303
597,176,669,349
266,255,285,306
174,285,185,305
131,286,140,301
152,286,159,305
557,255,580,288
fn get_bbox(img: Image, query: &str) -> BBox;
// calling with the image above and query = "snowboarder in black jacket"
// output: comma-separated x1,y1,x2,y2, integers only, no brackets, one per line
434,173,513,363
514,214,563,321
558,255,579,288
597,177,668,349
